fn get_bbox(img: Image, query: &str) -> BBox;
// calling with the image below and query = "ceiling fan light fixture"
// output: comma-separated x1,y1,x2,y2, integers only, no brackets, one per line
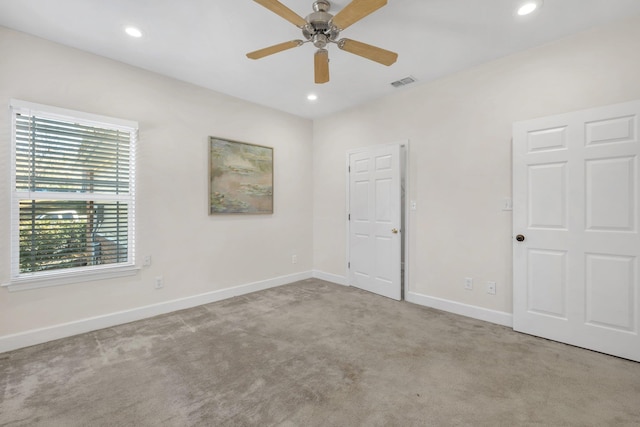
312,33,329,48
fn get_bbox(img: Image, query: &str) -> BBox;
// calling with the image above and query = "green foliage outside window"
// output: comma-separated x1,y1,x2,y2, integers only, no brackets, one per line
19,219,88,273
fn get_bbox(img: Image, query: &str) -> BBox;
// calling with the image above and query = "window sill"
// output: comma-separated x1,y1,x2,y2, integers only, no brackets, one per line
1,265,141,292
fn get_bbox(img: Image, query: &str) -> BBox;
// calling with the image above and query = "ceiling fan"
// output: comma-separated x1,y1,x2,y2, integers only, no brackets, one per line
246,0,398,84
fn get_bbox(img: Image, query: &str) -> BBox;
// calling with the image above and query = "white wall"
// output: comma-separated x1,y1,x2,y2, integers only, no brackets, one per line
313,15,640,316
0,27,314,338
3,13,640,345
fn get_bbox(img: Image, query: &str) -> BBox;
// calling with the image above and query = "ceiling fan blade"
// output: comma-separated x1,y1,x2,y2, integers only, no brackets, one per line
338,38,398,66
314,49,330,84
331,0,387,30
247,40,304,60
253,0,307,28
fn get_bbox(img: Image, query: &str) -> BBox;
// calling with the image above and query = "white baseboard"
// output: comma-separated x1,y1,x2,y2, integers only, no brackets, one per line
312,270,348,286
310,274,511,328
1,274,513,354
0,271,313,354
406,291,513,327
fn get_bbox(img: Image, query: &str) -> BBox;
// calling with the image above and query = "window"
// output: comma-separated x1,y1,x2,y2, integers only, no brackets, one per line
7,100,138,290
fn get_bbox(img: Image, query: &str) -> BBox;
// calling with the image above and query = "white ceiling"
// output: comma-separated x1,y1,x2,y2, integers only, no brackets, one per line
1,0,640,119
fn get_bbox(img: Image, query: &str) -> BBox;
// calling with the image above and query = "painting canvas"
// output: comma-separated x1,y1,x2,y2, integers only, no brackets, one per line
209,137,273,214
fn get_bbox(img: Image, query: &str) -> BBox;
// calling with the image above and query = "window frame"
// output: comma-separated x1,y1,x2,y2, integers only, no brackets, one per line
4,99,139,291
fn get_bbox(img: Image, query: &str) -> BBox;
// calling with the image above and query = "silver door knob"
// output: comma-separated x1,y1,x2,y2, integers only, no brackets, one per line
392,228,399,234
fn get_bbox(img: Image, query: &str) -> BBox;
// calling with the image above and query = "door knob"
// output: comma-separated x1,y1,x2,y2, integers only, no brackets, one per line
516,234,525,242
392,228,399,234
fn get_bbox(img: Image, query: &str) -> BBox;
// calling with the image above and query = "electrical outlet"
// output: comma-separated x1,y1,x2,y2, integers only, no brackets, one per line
155,276,164,289
292,255,298,264
487,281,496,295
143,256,152,267
464,277,473,290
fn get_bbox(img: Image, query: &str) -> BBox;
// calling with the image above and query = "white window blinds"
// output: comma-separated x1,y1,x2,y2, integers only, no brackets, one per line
10,100,137,282
15,115,132,193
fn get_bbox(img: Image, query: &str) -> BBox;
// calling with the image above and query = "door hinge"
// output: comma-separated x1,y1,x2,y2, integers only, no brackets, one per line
348,166,351,173
348,262,351,269
348,214,351,220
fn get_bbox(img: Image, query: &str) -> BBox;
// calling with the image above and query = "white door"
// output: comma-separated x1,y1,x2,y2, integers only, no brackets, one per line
348,144,402,300
513,100,640,362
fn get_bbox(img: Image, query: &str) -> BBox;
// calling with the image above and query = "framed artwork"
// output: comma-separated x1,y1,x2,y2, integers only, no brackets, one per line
208,137,273,214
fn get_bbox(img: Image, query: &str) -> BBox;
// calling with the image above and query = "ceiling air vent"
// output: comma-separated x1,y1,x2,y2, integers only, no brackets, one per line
390,76,416,88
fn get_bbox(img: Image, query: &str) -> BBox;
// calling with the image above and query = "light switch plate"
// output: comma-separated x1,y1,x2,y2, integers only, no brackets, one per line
487,281,496,295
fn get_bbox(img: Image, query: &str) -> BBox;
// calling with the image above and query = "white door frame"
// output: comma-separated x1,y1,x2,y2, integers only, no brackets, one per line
345,140,410,299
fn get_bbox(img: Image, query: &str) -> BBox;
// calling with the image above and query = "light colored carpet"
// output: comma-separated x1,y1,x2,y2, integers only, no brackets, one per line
1,279,639,426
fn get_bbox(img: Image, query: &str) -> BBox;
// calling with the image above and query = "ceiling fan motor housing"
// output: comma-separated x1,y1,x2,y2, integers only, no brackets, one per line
303,1,340,47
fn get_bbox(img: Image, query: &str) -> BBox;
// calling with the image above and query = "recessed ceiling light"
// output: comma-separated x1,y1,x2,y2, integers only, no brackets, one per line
517,2,539,16
125,26,143,38
307,94,318,101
